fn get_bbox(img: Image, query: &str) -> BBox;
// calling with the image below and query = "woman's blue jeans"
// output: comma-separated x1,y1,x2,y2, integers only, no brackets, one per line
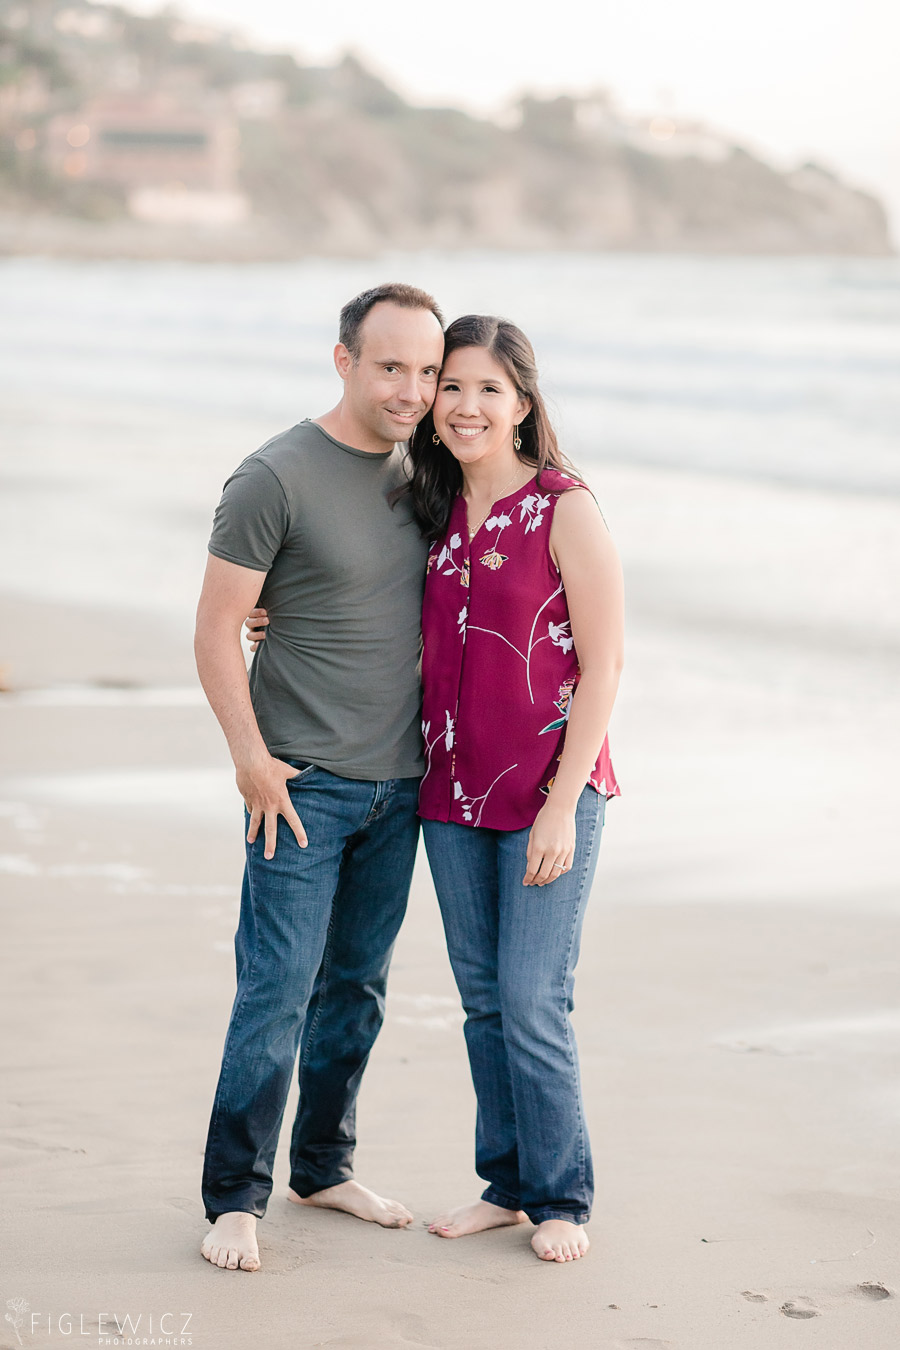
422,786,605,1226
202,764,420,1222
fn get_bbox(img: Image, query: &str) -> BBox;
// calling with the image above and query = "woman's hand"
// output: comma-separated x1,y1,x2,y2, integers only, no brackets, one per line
523,800,576,886
244,606,269,652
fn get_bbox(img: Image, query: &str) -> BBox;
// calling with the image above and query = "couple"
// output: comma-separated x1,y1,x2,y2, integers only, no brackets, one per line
196,283,624,1273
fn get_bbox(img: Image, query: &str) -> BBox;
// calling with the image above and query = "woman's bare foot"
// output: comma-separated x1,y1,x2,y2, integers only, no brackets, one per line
288,1180,413,1228
531,1219,590,1263
428,1199,528,1238
200,1212,260,1271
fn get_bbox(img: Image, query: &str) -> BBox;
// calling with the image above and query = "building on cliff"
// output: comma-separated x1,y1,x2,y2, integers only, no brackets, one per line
44,92,248,225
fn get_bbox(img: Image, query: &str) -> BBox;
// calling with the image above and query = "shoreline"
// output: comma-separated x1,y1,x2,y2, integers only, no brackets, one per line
0,215,895,263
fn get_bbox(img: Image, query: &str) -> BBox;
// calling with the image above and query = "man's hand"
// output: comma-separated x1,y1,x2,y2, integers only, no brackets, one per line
237,753,308,860
523,800,576,886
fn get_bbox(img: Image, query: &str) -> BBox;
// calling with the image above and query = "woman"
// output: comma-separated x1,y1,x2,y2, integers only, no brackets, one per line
248,314,623,1264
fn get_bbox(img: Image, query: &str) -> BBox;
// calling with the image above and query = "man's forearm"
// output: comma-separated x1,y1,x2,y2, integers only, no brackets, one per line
195,619,269,769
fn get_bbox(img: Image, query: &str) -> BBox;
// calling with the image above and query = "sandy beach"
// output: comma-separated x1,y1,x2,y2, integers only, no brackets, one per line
2,253,899,1348
2,465,899,1349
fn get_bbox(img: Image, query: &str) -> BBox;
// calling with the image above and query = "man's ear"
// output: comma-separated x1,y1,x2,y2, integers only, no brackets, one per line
333,342,354,380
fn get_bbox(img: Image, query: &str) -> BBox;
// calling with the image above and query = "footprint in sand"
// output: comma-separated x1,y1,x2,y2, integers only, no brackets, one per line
781,1298,820,1319
857,1281,892,1300
740,1291,768,1303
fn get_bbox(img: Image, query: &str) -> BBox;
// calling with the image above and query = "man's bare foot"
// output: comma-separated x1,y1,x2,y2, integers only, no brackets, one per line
531,1219,590,1262
288,1180,413,1228
428,1199,528,1238
200,1212,260,1271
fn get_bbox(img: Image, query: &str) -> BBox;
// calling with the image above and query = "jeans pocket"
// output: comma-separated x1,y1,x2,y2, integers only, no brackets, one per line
285,761,317,788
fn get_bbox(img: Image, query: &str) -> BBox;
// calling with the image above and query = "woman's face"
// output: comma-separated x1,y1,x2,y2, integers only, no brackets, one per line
432,345,531,468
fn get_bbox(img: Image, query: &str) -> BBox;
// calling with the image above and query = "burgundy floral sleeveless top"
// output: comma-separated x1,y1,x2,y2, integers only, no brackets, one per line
418,469,619,831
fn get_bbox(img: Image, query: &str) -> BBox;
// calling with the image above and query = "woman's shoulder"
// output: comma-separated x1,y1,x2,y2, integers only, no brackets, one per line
537,467,588,496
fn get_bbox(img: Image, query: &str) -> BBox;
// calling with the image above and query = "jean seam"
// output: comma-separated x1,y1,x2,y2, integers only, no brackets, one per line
561,796,600,1208
362,777,395,828
204,866,263,1187
298,901,336,1073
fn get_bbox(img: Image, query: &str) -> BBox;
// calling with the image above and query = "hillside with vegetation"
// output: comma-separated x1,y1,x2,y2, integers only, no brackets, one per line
0,0,892,257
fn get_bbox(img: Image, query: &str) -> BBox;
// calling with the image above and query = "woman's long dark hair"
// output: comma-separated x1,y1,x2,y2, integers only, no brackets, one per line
402,314,579,540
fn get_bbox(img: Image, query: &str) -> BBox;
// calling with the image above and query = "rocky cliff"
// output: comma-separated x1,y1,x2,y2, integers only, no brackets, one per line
0,0,891,257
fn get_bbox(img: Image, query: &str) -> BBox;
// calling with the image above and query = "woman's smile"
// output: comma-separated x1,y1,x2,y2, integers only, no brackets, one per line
434,345,529,463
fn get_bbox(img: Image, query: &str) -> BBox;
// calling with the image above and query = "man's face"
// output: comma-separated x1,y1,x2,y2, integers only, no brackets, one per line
341,303,444,448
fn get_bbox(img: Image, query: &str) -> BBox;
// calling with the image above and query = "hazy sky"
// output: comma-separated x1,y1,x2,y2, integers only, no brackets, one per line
127,0,899,230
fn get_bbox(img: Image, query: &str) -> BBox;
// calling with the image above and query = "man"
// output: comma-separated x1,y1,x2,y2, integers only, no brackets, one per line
195,283,445,1272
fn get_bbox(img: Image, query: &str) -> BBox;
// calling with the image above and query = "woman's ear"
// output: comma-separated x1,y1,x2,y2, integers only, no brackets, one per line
517,395,533,422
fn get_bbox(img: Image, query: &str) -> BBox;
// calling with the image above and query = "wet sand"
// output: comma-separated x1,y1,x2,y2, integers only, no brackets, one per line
1,588,899,1350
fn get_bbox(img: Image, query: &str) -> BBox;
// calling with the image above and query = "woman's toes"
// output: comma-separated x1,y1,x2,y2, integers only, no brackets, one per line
225,1247,239,1269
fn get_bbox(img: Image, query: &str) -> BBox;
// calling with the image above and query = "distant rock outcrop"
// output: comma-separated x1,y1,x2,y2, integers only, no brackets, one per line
0,1,892,258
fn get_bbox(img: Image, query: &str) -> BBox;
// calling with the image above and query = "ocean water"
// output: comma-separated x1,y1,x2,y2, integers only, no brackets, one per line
0,251,898,618
1,251,898,909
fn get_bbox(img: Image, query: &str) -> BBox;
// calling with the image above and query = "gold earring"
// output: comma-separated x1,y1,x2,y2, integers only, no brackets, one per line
513,424,522,452
432,432,441,445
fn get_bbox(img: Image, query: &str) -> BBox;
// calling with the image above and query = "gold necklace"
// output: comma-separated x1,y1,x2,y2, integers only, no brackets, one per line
466,468,526,540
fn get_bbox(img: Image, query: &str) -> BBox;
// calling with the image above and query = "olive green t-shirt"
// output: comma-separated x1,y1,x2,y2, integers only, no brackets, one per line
208,420,427,780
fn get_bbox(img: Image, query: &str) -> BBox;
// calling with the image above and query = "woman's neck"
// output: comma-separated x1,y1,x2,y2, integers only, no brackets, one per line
461,453,531,504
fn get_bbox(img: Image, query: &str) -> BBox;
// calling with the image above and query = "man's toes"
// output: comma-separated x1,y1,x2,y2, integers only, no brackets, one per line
225,1247,239,1270
215,1247,229,1268
239,1253,260,1272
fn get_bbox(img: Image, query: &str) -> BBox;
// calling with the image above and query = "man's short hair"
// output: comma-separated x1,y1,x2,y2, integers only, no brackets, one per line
339,283,444,361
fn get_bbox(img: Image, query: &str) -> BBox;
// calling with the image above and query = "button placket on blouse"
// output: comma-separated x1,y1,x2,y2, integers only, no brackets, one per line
448,508,471,813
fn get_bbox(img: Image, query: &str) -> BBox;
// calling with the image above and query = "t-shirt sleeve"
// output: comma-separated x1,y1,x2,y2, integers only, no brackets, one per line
207,457,290,573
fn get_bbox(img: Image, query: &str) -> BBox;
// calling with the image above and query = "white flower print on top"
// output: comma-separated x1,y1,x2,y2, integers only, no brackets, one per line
452,763,519,825
421,710,455,787
435,533,464,578
548,619,574,653
519,493,552,533
479,513,513,572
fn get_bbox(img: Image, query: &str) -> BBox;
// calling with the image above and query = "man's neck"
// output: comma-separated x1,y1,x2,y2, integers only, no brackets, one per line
314,403,395,456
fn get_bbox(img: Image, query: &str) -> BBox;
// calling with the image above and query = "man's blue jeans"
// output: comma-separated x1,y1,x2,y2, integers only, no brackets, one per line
202,764,420,1222
422,786,605,1226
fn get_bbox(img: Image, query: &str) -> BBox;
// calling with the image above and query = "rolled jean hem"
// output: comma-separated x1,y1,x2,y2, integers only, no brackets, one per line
481,1185,522,1211
205,1200,267,1224
527,1209,590,1226
288,1167,354,1199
